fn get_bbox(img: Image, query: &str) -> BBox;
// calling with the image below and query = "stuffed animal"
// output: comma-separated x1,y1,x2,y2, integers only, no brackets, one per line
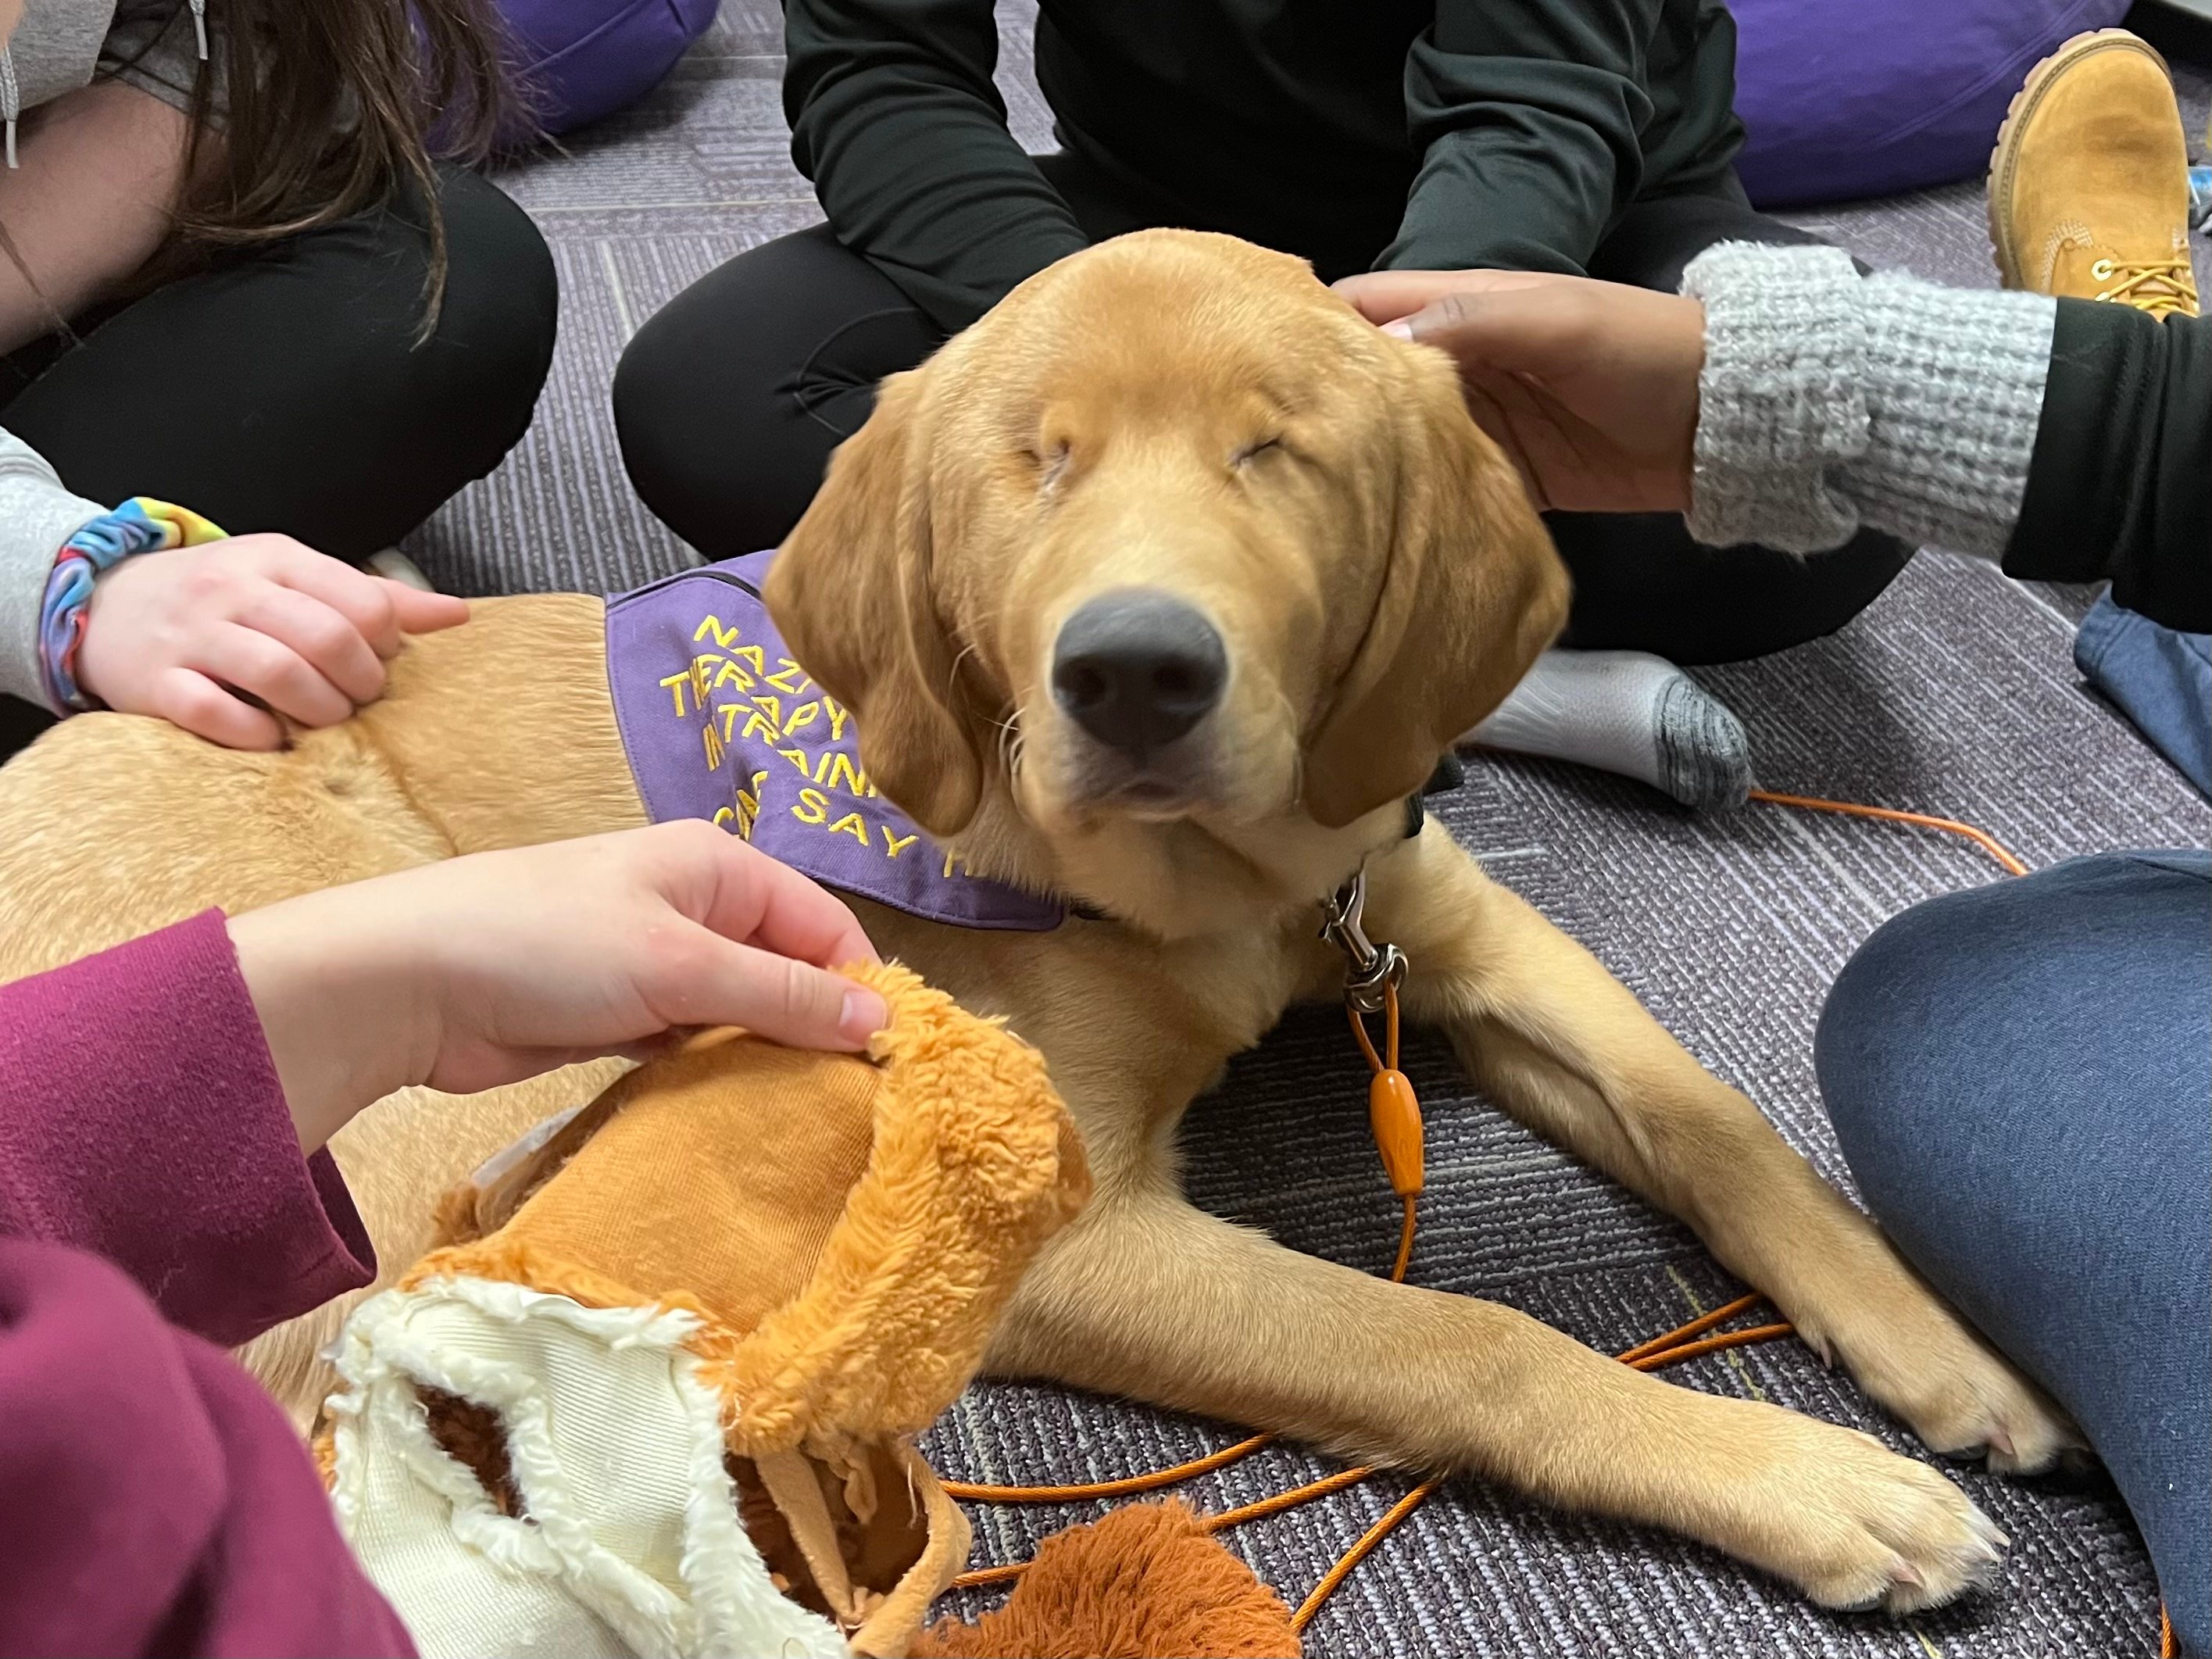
317,963,1085,1657
314,962,1304,1659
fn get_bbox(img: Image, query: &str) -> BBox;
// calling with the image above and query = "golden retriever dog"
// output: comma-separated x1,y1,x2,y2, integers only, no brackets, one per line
0,230,2071,1614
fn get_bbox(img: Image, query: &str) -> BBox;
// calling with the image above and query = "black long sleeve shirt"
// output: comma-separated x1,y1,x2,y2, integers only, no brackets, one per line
785,0,1744,332
2009,303,2209,635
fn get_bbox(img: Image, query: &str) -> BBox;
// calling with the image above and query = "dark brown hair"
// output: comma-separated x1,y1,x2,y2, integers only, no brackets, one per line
149,0,523,334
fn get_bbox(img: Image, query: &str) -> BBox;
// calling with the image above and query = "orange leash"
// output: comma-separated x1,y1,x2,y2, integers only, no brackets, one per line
1291,1476,1445,1632
947,1273,1801,1605
952,795,2176,1645
941,1434,1274,1506
1746,789,2029,877
948,978,1802,1614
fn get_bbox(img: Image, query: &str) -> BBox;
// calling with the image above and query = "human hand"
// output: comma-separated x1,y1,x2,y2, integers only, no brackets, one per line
227,822,890,1153
74,534,470,748
1335,270,1706,516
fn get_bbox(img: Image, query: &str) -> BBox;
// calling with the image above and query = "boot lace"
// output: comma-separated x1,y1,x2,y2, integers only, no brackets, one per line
2092,257,2199,320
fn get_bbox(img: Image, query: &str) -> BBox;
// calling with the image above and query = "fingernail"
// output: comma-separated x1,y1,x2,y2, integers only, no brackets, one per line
840,989,888,1047
1381,318,1414,341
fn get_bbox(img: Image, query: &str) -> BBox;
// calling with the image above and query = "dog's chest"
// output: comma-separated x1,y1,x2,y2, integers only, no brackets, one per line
603,552,1063,931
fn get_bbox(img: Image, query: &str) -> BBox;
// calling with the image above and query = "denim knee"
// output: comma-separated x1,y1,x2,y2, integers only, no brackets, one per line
1816,851,2210,1654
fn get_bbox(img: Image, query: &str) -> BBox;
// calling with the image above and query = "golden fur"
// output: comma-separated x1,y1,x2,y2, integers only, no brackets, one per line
0,231,2073,1613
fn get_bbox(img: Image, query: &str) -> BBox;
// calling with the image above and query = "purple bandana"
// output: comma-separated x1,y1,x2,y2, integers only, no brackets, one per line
606,550,1065,931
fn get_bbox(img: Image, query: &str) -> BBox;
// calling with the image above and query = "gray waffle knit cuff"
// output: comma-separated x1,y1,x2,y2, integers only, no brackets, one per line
1838,270,2057,558
1681,243,1870,552
1681,242,2057,559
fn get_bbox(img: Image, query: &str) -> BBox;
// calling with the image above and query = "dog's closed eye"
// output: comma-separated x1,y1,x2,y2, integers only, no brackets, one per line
1024,440,1074,492
1230,436,1285,470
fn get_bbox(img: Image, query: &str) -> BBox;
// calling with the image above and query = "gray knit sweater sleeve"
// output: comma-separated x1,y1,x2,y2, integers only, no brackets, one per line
0,427,108,710
1680,242,2057,558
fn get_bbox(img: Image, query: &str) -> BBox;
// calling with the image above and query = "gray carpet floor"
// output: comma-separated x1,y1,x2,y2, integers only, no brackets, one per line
406,13,2212,1654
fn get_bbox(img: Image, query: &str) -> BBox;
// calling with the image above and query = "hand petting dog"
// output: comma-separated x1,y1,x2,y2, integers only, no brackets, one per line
76,535,470,749
1337,268,1705,517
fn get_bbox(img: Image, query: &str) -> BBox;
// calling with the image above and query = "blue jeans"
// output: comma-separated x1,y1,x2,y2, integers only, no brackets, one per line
2077,594,2210,798
1816,851,2211,1656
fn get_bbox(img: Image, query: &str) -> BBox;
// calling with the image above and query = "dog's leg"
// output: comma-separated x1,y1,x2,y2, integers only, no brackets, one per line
991,1179,2007,1611
1366,824,2076,1472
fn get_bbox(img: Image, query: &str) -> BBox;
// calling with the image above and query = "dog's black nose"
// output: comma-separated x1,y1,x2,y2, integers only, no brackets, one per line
1051,592,1227,756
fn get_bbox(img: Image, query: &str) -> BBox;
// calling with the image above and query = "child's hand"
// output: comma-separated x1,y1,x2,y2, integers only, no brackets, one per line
74,534,470,748
1335,269,1706,517
226,822,890,1153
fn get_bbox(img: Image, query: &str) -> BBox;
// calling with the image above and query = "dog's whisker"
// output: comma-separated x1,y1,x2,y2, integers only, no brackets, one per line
944,638,981,710
995,705,1029,785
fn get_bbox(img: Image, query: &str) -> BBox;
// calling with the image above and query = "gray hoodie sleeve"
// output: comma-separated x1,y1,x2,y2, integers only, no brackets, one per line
0,427,108,710
99,0,221,116
2,1,218,166
1680,241,2057,559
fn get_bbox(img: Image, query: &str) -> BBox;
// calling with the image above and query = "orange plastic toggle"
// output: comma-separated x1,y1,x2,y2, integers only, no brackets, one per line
1367,1068,1424,1198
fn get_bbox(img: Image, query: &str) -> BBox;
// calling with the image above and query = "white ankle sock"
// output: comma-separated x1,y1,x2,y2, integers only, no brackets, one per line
1467,649,1753,810
367,549,436,592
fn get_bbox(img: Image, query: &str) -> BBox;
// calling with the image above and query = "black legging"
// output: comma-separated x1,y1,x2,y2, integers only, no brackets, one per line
614,159,1911,667
0,164,558,757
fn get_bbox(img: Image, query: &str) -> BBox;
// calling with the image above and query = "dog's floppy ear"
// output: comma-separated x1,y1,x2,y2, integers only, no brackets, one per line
1301,350,1570,829
767,368,986,838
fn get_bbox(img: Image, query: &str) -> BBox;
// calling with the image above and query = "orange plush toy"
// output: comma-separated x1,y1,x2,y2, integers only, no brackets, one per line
315,963,1300,1658
912,1501,1301,1659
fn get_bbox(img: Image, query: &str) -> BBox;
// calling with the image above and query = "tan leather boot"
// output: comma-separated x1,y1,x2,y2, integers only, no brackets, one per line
1989,30,2199,319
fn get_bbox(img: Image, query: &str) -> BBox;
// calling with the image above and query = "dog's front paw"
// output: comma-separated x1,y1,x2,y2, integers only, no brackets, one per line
1793,1263,2082,1476
1717,1406,2007,1614
1866,1334,2079,1478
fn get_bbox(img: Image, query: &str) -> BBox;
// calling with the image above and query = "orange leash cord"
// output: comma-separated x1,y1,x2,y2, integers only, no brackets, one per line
952,796,2178,1643
1746,789,2030,877
948,979,1797,1627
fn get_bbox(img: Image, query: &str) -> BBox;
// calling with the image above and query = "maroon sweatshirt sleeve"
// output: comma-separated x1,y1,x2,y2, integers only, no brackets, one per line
0,910,376,1346
0,1239,416,1658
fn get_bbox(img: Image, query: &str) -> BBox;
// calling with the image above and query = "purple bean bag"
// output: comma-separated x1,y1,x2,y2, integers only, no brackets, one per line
498,0,720,138
1731,0,2132,207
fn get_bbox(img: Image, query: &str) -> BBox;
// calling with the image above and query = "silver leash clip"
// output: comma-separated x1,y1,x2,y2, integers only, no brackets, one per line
1320,865,1407,1014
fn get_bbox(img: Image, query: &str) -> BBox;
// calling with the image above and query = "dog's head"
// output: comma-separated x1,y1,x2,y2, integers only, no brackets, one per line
767,231,1567,933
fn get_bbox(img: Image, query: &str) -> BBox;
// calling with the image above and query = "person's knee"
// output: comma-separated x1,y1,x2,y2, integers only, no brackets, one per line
1814,888,1980,1204
1824,856,2210,1652
615,225,939,558
611,279,842,558
318,168,556,514
610,309,795,556
416,168,558,470
610,308,719,542
1818,851,2209,1202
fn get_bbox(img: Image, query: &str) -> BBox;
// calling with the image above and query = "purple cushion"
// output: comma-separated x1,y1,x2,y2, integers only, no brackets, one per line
498,0,720,137
1731,0,2133,207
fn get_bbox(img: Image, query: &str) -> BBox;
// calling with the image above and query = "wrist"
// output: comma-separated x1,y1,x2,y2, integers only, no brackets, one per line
40,498,226,710
227,894,436,1154
1647,291,1706,514
1678,242,1870,553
